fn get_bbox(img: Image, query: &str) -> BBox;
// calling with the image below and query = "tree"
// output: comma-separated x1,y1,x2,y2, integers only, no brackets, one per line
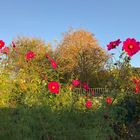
6,37,54,79
55,29,109,84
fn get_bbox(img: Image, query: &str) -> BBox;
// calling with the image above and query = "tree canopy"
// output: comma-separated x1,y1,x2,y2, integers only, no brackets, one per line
55,29,109,83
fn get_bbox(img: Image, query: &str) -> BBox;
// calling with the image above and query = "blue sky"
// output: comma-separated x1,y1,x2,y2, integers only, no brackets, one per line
0,0,140,67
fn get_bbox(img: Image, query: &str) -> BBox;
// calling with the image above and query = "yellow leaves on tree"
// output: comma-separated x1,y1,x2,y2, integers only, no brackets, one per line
55,29,109,82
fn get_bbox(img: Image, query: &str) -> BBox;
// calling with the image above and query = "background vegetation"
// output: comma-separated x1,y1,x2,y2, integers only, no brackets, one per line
0,29,140,140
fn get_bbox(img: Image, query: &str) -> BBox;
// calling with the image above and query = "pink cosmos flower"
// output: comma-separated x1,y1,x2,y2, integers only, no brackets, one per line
12,41,16,48
135,85,139,93
122,38,140,57
46,53,57,69
46,53,51,59
12,41,18,51
72,80,80,87
50,59,57,69
133,78,139,84
91,90,95,96
82,82,89,90
85,100,92,108
25,51,35,61
107,39,121,50
1,47,10,54
0,40,5,49
106,97,112,105
48,81,60,94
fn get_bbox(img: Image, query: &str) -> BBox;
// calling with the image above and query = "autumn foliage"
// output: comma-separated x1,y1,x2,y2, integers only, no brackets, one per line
55,29,109,82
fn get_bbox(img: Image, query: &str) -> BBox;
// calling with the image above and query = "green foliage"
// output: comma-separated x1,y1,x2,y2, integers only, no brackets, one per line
0,103,120,140
0,35,140,140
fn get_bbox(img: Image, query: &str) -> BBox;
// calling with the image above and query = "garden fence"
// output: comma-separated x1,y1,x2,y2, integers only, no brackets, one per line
72,87,108,96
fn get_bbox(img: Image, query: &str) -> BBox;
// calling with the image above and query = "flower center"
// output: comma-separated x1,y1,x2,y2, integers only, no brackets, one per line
52,86,55,89
129,45,133,49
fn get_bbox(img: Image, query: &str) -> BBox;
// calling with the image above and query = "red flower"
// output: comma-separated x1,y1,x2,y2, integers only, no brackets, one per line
122,38,140,57
46,53,57,69
72,80,80,87
133,78,139,84
12,41,16,48
48,81,60,94
107,39,121,50
0,40,5,49
106,97,112,105
25,51,35,61
12,41,18,51
1,47,10,54
135,85,139,93
50,59,57,69
91,90,95,96
46,53,51,59
85,100,92,108
82,82,89,90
